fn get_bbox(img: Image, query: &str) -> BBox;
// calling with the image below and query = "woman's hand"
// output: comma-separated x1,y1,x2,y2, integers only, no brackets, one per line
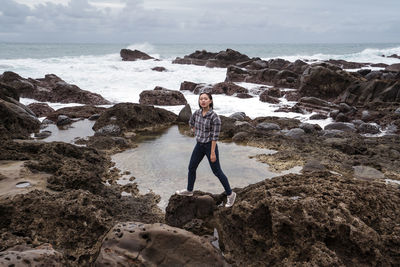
210,151,216,163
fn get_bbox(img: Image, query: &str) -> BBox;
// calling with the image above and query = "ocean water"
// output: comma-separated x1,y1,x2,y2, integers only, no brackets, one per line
1,42,400,125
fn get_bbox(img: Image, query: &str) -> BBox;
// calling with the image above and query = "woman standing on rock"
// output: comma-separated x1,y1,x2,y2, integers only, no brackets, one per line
176,92,236,207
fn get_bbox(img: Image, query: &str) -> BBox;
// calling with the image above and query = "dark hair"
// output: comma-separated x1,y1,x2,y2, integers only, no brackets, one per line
198,92,214,109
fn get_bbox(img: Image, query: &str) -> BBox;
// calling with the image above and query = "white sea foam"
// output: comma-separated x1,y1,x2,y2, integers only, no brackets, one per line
0,54,335,127
2,44,399,129
126,42,160,59
270,46,400,66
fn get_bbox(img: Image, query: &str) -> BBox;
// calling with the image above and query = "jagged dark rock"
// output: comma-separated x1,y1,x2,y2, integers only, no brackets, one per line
166,172,400,266
173,49,250,68
120,49,154,61
139,87,187,106
0,72,110,105
93,103,177,133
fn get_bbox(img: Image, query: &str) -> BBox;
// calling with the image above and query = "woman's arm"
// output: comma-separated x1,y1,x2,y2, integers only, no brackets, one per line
210,113,221,163
210,140,217,163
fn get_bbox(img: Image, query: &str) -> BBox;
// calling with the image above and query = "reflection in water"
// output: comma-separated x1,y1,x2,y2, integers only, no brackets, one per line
40,119,95,143
112,125,301,209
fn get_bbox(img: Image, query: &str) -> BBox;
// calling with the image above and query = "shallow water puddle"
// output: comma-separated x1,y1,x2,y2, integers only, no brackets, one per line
112,125,301,208
16,182,31,188
40,119,95,143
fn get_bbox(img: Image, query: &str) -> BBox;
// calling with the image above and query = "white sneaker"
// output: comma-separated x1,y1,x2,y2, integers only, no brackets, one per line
175,189,193,196
225,192,236,207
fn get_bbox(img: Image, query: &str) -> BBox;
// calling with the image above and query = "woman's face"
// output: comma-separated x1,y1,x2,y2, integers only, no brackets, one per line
199,94,212,109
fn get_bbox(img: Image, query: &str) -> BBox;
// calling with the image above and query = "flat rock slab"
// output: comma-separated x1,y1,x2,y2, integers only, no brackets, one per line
0,244,65,266
95,222,228,266
353,165,385,180
0,160,52,199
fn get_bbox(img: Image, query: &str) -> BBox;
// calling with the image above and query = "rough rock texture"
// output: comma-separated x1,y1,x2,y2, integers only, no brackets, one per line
353,165,385,180
45,105,106,122
0,71,110,105
27,102,55,117
179,81,199,92
93,103,177,133
78,136,133,153
178,104,192,123
211,82,248,96
324,122,357,132
299,63,359,100
0,140,163,266
173,49,250,68
95,222,228,266
339,80,400,106
139,87,187,106
179,81,248,96
120,49,154,61
166,172,400,266
225,65,300,88
324,59,369,69
0,140,108,194
166,194,216,235
0,83,40,139
0,244,66,266
385,63,400,72
259,90,280,104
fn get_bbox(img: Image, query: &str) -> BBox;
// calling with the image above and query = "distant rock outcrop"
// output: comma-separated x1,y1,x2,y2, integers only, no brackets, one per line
0,71,110,105
173,48,251,68
120,49,154,61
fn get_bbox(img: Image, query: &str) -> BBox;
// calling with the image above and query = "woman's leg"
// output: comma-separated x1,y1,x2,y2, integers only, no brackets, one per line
205,143,232,195
187,142,205,191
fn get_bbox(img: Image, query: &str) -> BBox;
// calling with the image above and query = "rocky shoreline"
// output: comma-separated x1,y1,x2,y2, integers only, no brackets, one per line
1,48,400,266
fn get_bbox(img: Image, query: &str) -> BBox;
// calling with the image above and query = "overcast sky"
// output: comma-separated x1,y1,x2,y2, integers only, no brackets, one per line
1,0,399,43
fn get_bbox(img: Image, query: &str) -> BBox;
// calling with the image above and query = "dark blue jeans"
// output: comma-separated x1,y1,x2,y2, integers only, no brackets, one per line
187,142,232,195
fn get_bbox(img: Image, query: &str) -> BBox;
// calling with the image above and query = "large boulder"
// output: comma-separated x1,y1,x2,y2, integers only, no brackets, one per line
120,49,154,61
139,87,187,106
225,64,300,88
0,98,40,139
179,81,248,96
259,90,280,104
299,64,359,100
339,80,400,106
0,244,66,266
94,222,227,266
178,104,192,123
0,72,110,105
0,81,20,101
324,122,357,132
180,81,200,92
285,59,309,74
45,105,107,122
93,103,177,132
211,82,248,96
27,102,55,117
385,63,400,72
173,49,250,68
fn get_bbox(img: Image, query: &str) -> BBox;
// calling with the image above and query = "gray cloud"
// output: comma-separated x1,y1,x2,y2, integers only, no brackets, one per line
0,0,399,43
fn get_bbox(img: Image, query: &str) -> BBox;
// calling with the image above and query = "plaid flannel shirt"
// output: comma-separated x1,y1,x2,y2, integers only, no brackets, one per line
189,109,221,143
